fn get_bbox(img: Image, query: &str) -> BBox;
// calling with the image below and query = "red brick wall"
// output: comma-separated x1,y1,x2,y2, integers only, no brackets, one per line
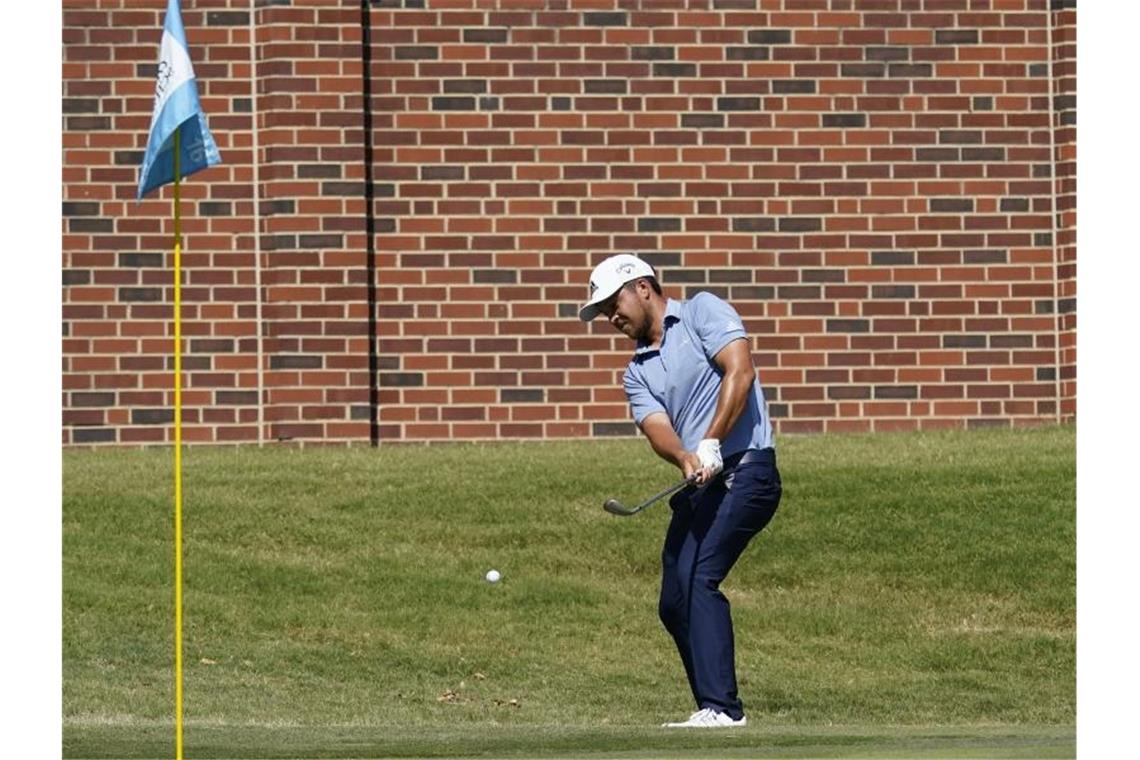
1050,0,1075,422
62,0,1078,446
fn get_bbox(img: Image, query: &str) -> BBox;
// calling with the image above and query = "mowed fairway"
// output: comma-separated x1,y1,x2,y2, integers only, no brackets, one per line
63,426,1075,759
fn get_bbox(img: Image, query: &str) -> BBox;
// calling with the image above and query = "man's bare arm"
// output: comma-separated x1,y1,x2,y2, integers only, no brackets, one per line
703,337,755,442
640,411,701,480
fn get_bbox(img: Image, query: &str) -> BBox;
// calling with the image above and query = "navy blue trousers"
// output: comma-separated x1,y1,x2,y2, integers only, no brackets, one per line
658,449,782,720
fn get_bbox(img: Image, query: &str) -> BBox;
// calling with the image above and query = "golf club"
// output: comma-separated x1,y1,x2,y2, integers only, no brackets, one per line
603,473,698,517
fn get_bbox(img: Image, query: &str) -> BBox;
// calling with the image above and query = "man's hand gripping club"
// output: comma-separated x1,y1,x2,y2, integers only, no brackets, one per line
681,438,723,486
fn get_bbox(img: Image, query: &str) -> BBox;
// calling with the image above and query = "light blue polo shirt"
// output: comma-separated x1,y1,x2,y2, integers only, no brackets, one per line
623,293,774,456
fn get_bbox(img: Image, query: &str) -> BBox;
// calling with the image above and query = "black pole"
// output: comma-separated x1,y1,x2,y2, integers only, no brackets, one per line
361,0,379,446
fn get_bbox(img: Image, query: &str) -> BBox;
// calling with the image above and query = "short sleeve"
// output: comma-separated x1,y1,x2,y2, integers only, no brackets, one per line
623,364,666,425
688,291,748,360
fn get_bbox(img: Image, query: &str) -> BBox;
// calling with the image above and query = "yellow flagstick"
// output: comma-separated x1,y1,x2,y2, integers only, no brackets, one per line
173,129,184,760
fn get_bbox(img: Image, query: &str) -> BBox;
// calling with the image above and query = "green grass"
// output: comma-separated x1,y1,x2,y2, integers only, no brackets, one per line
63,426,1075,758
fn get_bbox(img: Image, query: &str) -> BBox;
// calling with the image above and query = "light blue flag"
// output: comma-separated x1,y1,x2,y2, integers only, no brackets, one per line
137,0,222,200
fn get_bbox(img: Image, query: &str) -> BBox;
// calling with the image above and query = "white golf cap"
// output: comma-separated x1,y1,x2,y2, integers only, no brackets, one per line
578,254,656,322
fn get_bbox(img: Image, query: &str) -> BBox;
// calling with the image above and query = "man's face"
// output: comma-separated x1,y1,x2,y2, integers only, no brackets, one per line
599,281,649,341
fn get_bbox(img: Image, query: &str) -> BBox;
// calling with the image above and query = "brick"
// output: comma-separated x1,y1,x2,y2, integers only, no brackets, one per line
464,29,507,43
191,339,235,354
875,385,917,399
827,319,870,333
930,198,974,212
943,335,987,348
442,80,486,95
683,286,729,301
747,30,791,45
654,63,697,77
682,114,724,128
822,113,867,128
963,147,1005,161
872,285,916,299
73,428,116,444
829,386,871,400
431,96,475,111
866,47,909,62
842,63,885,78
299,234,344,249
779,286,821,300
207,11,249,26
199,202,232,216
67,116,111,130
380,373,424,387
990,335,1034,349
726,47,769,61
501,389,544,403
261,200,296,215
733,217,775,232
119,288,162,303
395,46,438,60
940,130,983,144
965,250,1007,264
593,422,636,436
640,252,683,268
584,12,627,26
62,202,100,216
732,286,775,299
706,268,752,283
717,97,761,111
300,164,342,179
474,269,518,284
662,273,707,291
72,392,116,407
935,30,979,44
889,63,933,77
132,409,173,425
585,80,627,94
773,80,816,93
271,356,323,370
638,218,682,232
779,217,822,232
70,219,113,233
322,182,366,197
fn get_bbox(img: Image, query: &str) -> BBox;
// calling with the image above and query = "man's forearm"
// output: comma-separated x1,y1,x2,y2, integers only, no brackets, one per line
640,412,688,468
703,366,753,442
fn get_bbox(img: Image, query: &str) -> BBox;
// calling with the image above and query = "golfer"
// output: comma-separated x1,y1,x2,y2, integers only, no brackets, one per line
579,253,782,728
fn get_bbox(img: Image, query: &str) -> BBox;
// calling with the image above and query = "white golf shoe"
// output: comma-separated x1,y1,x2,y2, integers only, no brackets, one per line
662,707,747,728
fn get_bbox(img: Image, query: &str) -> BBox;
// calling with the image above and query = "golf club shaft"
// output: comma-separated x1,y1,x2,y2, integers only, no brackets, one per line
633,474,696,511
604,473,698,516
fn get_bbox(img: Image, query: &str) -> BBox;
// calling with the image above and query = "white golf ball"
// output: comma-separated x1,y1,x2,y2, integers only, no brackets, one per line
485,569,501,583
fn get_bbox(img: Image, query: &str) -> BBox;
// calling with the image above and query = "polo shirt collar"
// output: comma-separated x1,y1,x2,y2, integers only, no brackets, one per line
633,299,683,356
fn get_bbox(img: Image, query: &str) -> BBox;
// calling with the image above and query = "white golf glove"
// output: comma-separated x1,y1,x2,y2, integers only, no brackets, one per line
696,438,723,478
